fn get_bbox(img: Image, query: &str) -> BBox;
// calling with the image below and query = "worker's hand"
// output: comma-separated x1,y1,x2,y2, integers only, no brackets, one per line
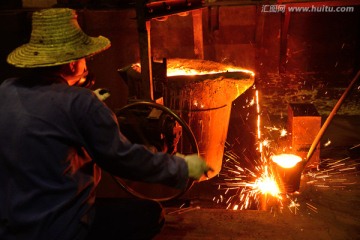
183,154,209,180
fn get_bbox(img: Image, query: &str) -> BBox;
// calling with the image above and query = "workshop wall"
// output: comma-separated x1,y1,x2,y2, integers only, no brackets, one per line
0,3,359,115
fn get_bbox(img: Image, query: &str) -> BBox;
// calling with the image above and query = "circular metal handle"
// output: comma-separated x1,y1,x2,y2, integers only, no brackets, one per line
113,101,199,201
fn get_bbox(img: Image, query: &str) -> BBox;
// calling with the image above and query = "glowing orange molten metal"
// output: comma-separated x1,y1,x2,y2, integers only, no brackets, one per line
166,66,255,77
271,154,303,168
132,59,255,77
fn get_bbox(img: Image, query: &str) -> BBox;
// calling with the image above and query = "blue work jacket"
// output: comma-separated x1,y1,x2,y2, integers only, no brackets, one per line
0,75,188,240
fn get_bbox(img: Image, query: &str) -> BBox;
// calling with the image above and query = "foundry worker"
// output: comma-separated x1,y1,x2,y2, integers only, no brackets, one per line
0,8,208,240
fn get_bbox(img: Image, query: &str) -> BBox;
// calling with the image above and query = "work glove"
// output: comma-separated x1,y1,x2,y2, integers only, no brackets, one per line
177,153,210,180
93,88,111,101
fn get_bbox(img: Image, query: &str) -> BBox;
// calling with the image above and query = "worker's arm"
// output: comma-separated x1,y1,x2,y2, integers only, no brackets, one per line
73,92,207,189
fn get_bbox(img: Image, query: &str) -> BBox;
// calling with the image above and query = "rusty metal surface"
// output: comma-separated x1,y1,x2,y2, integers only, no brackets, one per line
122,58,254,180
163,59,254,179
288,103,321,169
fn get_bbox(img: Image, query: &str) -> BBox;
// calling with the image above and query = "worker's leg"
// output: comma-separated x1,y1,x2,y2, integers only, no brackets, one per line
86,198,165,240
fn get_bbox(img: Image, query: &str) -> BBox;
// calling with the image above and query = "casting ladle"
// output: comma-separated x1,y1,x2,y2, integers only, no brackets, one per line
303,70,360,171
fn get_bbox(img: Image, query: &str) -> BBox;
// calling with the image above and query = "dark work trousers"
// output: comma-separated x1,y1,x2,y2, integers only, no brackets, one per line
86,198,165,240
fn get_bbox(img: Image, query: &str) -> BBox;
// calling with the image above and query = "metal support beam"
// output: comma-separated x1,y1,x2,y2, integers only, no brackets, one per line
255,4,266,68
136,0,154,100
208,6,220,32
192,9,204,59
279,8,290,73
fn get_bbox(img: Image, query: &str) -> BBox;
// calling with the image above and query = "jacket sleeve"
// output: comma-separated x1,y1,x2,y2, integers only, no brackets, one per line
73,92,189,190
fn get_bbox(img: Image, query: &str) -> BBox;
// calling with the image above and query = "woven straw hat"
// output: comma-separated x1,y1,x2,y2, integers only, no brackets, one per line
7,8,111,68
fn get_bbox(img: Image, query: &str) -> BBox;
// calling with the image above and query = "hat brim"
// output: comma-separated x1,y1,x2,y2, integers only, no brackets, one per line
7,36,110,68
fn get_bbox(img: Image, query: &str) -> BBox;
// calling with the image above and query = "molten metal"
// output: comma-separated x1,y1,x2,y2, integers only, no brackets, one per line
166,66,255,77
271,154,302,168
131,60,255,77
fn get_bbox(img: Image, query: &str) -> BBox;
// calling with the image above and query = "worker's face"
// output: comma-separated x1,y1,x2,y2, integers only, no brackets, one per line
67,58,88,86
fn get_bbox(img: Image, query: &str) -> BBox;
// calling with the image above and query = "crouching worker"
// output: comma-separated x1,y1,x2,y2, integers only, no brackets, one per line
0,8,209,240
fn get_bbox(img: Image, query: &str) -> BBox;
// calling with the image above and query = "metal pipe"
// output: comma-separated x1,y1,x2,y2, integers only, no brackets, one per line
304,70,360,168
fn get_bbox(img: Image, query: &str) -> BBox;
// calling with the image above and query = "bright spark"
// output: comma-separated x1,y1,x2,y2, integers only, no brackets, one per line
249,98,255,106
263,126,287,137
324,139,331,147
305,156,360,189
252,166,281,197
280,128,287,137
288,199,300,214
262,139,271,147
213,89,288,211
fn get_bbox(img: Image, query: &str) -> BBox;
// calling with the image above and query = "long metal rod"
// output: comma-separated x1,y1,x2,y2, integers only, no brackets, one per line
304,70,360,167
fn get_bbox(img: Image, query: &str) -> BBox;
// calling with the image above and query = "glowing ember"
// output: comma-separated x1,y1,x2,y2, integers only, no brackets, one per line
262,139,270,147
279,128,287,137
323,139,331,147
288,199,300,214
305,156,360,189
271,154,302,168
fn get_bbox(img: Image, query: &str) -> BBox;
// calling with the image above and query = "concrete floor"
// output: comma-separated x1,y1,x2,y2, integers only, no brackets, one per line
154,167,360,240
